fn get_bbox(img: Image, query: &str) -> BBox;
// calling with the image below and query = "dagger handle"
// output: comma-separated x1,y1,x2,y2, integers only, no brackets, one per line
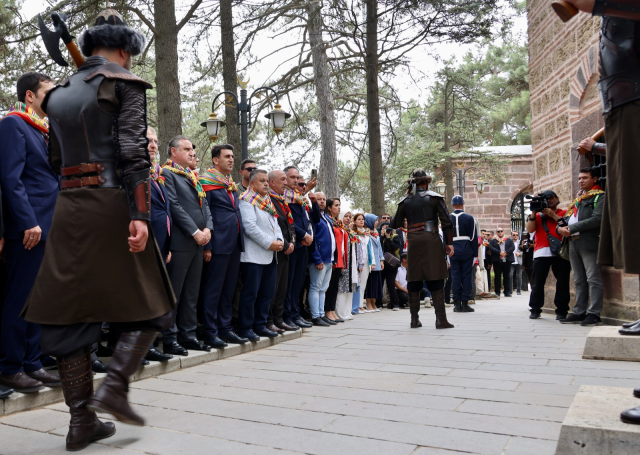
65,41,84,67
551,1,580,23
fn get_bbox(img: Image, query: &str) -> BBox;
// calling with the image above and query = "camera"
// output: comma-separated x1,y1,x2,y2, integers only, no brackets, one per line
528,194,550,212
385,227,393,234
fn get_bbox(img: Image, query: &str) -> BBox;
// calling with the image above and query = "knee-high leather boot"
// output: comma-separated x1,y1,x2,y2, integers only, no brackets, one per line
409,292,422,328
432,289,454,329
88,330,156,426
57,347,115,451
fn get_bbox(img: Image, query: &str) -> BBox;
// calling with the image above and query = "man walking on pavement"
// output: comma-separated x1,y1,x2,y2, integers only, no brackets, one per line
449,196,477,313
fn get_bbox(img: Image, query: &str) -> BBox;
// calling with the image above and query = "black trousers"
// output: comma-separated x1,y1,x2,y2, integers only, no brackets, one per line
485,263,492,292
408,279,444,293
324,268,342,313
528,256,572,316
492,261,512,296
377,264,399,308
268,257,289,326
398,289,428,306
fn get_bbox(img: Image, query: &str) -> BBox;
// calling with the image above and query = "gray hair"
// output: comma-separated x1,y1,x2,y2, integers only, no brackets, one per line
167,135,190,157
268,170,283,181
147,126,157,135
283,165,298,175
250,169,268,182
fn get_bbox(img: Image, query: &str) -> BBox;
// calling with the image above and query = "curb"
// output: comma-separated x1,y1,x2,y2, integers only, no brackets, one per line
0,329,303,416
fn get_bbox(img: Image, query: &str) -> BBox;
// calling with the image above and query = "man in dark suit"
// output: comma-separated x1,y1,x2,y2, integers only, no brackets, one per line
0,187,13,399
487,228,515,297
267,170,297,332
162,136,213,355
199,144,247,346
449,196,478,313
0,73,61,392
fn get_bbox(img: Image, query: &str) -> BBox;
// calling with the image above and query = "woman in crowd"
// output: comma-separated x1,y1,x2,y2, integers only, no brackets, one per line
352,213,374,314
364,214,384,311
336,212,364,320
379,220,402,310
323,198,349,322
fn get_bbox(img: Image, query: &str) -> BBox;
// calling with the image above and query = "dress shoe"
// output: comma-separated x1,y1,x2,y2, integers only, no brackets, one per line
163,341,189,356
203,336,228,349
556,314,567,321
0,384,14,398
255,328,279,338
294,318,313,328
180,339,211,352
145,347,173,362
92,360,109,374
275,321,299,331
622,319,640,329
238,330,260,342
504,294,512,297
0,371,44,393
220,331,249,344
312,317,330,326
634,388,640,399
321,316,337,325
621,406,640,424
529,312,541,319
461,301,475,313
619,324,640,336
453,301,462,312
581,314,603,327
27,368,61,387
517,291,521,295
40,355,58,369
140,359,150,366
267,324,285,334
333,318,345,323
559,313,586,324
96,343,114,357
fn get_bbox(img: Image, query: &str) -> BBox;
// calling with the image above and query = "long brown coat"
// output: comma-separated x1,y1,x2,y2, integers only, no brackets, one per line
22,187,175,324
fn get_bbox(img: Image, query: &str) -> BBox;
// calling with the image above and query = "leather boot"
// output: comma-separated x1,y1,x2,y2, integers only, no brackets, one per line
88,330,156,426
409,292,422,328
57,347,115,451
432,289,454,329
461,301,475,313
453,301,462,312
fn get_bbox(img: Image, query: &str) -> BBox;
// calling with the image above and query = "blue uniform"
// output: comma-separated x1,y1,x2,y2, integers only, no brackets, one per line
449,209,477,302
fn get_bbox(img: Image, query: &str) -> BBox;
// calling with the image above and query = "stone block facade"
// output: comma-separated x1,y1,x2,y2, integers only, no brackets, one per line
527,0,639,322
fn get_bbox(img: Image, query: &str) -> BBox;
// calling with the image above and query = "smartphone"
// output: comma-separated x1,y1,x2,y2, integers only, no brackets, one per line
311,169,318,180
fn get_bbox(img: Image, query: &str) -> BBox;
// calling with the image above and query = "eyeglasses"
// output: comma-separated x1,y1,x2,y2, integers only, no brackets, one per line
298,182,306,187
497,231,504,233
244,167,256,173
381,216,390,220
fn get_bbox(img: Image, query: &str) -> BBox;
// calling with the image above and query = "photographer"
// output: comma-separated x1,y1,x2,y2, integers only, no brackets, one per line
379,221,402,310
526,190,571,320
520,232,534,287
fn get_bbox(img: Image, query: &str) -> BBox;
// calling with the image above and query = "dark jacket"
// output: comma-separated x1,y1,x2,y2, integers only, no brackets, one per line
309,204,333,265
0,116,59,241
562,192,605,251
273,196,294,262
488,237,515,263
204,187,244,255
380,222,402,259
163,170,214,252
289,201,313,248
450,209,477,257
150,178,172,258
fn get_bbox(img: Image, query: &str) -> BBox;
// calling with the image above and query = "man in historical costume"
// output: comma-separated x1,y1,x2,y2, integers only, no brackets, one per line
0,72,62,394
391,169,455,329
199,144,248,346
449,195,478,313
563,0,640,425
21,11,175,451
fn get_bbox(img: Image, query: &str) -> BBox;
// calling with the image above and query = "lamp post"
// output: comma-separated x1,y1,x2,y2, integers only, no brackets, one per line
434,166,487,196
201,79,291,161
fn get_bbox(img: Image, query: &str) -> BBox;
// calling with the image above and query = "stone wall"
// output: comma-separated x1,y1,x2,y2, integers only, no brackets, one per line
527,0,639,322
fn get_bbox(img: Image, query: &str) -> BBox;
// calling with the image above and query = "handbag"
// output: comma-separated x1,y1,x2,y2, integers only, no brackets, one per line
384,252,400,268
558,238,570,261
541,218,563,257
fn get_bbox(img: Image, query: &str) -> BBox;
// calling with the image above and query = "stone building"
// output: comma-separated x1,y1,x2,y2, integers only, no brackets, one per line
527,1,639,323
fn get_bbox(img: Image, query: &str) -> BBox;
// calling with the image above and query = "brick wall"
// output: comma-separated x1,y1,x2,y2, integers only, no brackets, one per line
527,0,639,322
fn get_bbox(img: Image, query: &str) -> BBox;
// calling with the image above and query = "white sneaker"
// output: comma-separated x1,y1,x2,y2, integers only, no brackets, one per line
392,307,399,311
375,309,381,312
423,298,431,308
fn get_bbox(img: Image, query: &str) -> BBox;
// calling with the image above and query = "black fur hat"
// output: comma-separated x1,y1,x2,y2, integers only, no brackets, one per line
78,9,146,57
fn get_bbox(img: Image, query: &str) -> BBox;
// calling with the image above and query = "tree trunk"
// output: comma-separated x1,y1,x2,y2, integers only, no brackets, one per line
154,0,183,160
365,0,384,214
444,80,454,212
220,0,242,180
306,0,339,198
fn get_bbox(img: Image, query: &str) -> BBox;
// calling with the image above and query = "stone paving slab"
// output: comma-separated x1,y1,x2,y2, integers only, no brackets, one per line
583,326,640,362
2,294,640,454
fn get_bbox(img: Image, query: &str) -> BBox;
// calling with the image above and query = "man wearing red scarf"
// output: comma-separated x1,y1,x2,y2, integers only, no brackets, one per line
557,168,605,327
0,72,61,394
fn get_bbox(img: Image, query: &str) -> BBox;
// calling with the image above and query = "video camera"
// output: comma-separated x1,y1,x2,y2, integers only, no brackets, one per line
528,193,550,212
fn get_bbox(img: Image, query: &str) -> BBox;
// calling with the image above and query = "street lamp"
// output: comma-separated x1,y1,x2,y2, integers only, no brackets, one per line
435,181,446,196
201,78,291,161
474,180,487,194
437,166,486,196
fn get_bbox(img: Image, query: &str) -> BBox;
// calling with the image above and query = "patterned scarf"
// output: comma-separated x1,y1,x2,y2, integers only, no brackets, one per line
330,216,345,230
199,167,238,193
399,227,407,250
565,185,605,218
150,163,165,185
3,102,49,140
355,227,369,237
369,228,379,238
283,185,310,211
240,187,278,217
269,190,294,224
496,236,508,244
347,229,360,243
163,160,206,206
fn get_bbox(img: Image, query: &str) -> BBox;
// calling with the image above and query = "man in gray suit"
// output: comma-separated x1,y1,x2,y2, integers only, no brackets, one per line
161,136,213,355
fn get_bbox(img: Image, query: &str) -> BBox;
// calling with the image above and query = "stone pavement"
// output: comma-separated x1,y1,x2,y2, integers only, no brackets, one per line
2,292,640,455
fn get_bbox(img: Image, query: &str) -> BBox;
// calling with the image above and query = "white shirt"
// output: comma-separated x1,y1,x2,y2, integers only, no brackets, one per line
568,208,579,236
396,265,408,289
512,239,520,264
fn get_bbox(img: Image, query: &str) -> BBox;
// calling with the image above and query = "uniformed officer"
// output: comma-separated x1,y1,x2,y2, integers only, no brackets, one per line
449,196,477,313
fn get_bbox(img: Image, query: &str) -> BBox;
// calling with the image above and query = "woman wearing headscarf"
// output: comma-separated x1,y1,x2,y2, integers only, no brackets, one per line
364,214,384,312
351,213,374,313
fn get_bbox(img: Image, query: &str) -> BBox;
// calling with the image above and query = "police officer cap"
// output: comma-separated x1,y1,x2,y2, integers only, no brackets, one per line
451,195,464,205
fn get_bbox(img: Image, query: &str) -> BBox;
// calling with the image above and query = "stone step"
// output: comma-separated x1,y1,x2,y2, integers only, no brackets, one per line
583,326,640,362
0,329,303,416
555,385,640,454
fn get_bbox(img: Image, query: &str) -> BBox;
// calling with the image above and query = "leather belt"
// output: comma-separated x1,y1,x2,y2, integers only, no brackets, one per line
61,162,106,177
407,221,436,233
61,176,106,189
599,70,640,113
